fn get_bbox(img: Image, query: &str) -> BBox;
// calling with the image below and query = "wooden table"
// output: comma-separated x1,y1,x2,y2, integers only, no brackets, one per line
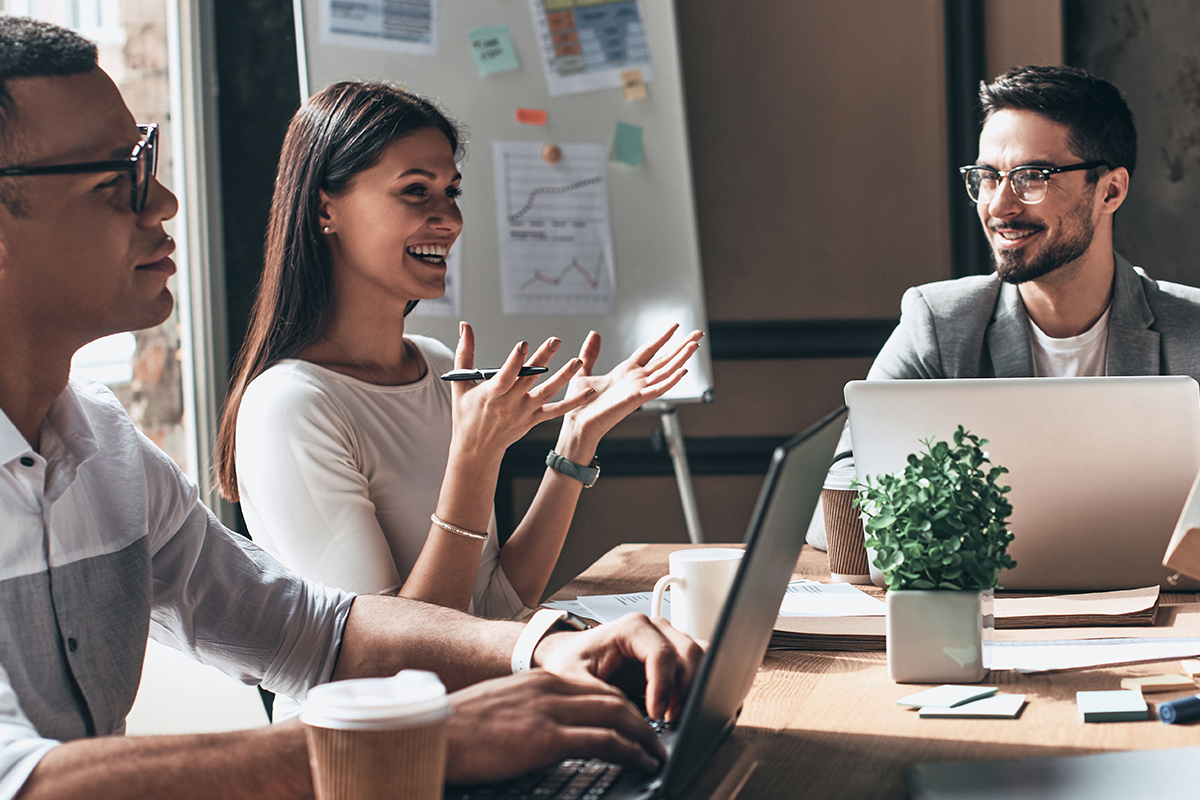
551,544,1200,799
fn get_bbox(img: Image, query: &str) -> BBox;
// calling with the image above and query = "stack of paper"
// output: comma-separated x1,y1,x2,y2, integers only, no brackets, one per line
771,615,886,651
994,586,1159,628
772,587,1171,651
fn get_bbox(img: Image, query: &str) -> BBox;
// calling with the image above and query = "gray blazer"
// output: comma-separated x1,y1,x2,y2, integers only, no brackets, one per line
868,254,1200,382
809,255,1200,550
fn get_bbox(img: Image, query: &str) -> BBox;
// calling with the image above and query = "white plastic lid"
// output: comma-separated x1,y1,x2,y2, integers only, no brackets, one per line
299,670,451,731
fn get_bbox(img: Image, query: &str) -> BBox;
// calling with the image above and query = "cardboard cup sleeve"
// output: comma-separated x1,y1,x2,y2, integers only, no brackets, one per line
822,488,872,583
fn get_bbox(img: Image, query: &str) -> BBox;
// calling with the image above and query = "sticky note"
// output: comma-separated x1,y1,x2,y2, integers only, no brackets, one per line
897,685,998,709
516,108,548,126
1121,674,1197,693
1182,659,1200,677
468,24,519,76
613,121,643,167
621,68,647,100
1076,690,1147,722
919,694,1026,718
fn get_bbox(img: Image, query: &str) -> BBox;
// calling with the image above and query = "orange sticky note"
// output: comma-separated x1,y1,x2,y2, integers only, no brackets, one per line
516,107,548,126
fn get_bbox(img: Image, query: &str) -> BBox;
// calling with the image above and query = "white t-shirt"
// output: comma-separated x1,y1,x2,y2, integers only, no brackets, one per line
1028,306,1111,378
235,334,526,620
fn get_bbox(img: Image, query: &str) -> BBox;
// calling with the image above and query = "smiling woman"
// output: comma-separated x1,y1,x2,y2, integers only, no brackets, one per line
213,82,700,659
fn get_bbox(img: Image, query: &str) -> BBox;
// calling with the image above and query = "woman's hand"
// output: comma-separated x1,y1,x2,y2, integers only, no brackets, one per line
560,324,703,449
449,321,593,465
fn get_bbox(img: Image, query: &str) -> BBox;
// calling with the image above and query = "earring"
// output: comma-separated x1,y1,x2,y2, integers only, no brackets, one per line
322,226,331,234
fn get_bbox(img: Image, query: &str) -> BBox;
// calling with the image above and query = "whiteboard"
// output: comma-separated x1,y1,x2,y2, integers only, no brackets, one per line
295,0,712,402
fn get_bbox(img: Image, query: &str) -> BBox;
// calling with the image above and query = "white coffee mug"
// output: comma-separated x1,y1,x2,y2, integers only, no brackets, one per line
650,548,743,642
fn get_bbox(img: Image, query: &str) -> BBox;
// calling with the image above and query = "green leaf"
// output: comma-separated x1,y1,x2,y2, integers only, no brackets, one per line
855,426,1014,591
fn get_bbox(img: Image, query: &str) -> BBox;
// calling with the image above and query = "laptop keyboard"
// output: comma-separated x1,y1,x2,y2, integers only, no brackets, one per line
445,759,623,800
446,718,669,800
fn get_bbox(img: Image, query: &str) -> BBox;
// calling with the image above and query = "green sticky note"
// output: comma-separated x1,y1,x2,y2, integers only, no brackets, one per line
613,121,643,167
468,24,519,76
897,685,998,709
1076,690,1147,723
919,694,1026,718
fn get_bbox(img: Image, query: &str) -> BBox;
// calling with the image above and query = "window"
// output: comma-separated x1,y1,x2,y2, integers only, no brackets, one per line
9,0,215,500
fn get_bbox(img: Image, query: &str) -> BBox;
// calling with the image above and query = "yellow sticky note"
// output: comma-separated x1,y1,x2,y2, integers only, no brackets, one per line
1121,674,1197,693
621,68,647,100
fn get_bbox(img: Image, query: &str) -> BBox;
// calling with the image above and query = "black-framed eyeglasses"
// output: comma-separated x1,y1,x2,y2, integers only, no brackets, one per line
959,160,1110,205
0,123,158,214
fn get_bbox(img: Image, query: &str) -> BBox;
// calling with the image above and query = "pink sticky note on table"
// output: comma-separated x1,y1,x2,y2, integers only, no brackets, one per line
516,108,548,126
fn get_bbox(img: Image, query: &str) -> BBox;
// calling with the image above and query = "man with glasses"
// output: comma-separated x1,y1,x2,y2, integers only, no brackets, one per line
0,17,698,799
810,64,1200,550
877,63,1200,384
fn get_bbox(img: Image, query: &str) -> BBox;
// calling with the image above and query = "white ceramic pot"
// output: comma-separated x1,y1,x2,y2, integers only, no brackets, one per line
885,589,993,683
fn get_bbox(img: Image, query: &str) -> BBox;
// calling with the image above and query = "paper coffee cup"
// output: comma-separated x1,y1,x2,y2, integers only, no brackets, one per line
301,670,451,800
822,488,872,584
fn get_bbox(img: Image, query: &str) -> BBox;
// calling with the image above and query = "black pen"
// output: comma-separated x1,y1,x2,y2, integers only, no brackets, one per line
440,366,549,381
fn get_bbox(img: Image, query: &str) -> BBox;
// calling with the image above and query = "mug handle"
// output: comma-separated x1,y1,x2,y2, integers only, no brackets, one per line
651,574,684,618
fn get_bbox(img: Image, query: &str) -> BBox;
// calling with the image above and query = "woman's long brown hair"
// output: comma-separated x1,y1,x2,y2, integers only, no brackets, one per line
214,82,463,501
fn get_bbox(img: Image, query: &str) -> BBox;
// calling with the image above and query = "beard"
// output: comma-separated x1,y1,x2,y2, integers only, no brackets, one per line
991,197,1096,285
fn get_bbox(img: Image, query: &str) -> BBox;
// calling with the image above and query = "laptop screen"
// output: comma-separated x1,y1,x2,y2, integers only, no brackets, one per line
846,376,1200,591
656,406,846,797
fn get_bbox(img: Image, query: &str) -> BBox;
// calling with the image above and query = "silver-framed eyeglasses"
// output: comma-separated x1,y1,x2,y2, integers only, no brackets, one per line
959,160,1109,205
0,123,158,214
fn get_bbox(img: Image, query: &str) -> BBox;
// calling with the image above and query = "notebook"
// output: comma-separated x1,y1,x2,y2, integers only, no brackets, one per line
845,376,1200,591
446,405,847,800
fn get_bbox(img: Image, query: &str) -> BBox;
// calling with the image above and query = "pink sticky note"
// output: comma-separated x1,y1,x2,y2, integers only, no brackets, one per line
516,107,548,126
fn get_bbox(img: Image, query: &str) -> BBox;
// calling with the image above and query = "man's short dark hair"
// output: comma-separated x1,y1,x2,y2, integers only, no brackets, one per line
0,16,98,215
979,65,1137,179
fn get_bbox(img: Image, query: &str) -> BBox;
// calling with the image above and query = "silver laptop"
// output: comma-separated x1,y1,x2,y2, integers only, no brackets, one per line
446,406,847,800
846,377,1200,591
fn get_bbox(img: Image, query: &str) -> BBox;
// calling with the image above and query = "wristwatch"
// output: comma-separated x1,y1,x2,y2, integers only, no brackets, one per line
545,450,601,488
511,608,590,674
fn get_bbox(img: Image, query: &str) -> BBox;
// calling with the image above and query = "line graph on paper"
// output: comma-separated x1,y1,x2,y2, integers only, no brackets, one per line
493,141,616,314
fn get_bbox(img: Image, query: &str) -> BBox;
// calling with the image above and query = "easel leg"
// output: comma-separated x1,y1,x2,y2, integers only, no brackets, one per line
660,408,704,543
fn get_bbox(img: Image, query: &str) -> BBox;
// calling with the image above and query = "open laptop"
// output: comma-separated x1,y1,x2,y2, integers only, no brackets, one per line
447,405,847,800
845,377,1200,591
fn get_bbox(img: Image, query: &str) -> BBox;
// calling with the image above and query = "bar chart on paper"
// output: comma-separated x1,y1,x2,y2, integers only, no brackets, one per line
493,141,617,315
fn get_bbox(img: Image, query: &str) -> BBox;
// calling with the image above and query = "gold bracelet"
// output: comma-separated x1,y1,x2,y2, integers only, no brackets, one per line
430,513,489,541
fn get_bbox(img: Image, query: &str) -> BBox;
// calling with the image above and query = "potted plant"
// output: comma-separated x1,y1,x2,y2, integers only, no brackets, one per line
854,426,1016,683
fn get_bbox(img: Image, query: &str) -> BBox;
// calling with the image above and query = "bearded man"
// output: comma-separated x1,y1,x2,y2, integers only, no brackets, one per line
808,64,1200,551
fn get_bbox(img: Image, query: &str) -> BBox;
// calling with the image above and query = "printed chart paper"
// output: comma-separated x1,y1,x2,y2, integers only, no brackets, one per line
320,0,437,54
528,0,655,96
493,141,616,315
407,241,462,319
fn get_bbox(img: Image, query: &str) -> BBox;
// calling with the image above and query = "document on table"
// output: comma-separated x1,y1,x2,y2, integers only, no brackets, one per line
990,637,1200,673
544,580,884,623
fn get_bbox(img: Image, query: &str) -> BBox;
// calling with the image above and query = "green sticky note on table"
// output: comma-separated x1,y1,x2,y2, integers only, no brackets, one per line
919,694,1027,718
1076,690,1147,722
613,122,643,167
897,685,998,709
468,24,518,76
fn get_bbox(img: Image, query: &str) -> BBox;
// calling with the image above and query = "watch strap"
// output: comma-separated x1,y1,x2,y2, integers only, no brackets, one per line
545,450,600,487
512,608,569,674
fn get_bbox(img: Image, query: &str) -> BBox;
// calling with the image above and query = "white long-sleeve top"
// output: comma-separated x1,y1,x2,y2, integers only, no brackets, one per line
235,335,526,619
